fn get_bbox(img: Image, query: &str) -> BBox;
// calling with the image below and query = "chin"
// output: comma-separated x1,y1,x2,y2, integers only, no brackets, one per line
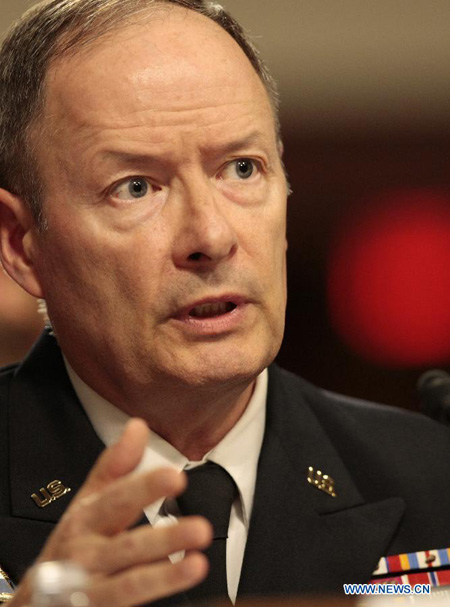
172,344,277,390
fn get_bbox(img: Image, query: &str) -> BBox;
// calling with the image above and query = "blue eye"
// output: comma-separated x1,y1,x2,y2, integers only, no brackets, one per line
234,159,254,179
112,177,150,200
128,178,148,198
220,158,258,181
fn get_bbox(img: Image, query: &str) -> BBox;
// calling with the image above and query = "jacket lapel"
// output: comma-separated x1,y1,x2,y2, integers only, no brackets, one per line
8,331,105,522
237,365,405,599
3,332,105,580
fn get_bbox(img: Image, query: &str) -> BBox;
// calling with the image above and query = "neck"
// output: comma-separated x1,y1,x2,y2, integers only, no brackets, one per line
70,360,257,460
145,381,256,460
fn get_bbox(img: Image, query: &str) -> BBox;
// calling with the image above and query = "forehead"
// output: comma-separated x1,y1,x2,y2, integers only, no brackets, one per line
42,6,274,139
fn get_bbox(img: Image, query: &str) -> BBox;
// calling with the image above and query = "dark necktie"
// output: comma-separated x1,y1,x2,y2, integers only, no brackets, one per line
176,462,238,605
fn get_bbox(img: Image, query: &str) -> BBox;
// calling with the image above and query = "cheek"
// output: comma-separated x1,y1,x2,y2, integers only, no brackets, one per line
267,218,288,308
35,227,116,312
265,210,287,269
252,227,287,311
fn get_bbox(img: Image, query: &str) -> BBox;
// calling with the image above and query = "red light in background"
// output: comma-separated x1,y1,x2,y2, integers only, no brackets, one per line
327,189,450,366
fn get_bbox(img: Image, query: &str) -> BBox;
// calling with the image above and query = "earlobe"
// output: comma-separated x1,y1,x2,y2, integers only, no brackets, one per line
0,188,44,298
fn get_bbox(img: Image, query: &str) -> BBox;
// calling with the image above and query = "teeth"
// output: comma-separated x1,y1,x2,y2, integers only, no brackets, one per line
190,302,233,318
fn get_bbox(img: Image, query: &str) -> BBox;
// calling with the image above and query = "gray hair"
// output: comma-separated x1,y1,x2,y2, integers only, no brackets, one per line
0,0,280,228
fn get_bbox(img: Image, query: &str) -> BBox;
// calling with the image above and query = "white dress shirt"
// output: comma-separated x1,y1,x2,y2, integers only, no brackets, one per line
65,362,267,603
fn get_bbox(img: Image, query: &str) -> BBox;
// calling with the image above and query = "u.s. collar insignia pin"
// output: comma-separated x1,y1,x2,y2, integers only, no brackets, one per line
307,466,337,497
31,479,71,508
0,565,15,602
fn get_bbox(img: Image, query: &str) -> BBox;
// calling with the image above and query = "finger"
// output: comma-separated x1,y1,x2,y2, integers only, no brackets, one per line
89,553,209,607
76,418,149,499
83,517,212,574
68,467,187,536
40,517,212,576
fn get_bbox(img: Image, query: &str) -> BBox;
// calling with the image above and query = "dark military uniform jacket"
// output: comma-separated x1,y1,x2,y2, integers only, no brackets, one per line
1,331,450,604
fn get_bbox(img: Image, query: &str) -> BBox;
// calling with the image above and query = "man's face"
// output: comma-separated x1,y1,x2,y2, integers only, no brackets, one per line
30,7,288,398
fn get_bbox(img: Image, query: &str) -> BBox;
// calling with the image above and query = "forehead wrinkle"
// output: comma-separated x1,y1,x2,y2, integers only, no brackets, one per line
46,94,268,149
98,126,274,165
37,82,276,184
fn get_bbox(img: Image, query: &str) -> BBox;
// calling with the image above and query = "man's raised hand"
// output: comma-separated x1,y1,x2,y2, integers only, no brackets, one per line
11,419,212,607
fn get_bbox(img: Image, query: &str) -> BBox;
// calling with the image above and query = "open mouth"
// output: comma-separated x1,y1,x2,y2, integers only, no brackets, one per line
188,301,237,318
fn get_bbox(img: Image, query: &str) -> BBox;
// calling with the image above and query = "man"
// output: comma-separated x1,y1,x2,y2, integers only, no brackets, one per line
0,1,450,606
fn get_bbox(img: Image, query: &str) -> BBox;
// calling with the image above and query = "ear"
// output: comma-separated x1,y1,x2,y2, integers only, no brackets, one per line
0,188,44,298
277,138,284,158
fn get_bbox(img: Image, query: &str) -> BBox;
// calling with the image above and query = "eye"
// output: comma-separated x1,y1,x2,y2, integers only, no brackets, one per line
111,177,152,201
222,158,258,181
234,159,254,179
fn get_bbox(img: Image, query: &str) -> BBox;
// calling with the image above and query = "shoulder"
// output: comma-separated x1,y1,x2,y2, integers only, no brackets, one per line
269,363,450,488
270,363,448,440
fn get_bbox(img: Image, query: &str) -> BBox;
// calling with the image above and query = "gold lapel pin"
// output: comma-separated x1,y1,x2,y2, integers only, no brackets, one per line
31,480,71,508
307,466,337,497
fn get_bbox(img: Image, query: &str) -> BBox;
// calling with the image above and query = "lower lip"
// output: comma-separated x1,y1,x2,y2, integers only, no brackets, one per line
172,304,249,336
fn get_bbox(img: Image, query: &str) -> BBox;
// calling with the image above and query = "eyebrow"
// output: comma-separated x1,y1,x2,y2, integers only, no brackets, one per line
100,131,271,166
207,131,271,155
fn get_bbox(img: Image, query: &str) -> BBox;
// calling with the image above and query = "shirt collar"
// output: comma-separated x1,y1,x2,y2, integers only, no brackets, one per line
65,360,267,528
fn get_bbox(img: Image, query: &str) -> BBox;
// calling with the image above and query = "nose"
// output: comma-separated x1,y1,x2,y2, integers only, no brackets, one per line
172,176,238,270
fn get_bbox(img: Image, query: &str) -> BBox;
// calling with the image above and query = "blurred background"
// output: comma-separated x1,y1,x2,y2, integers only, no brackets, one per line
0,0,449,410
